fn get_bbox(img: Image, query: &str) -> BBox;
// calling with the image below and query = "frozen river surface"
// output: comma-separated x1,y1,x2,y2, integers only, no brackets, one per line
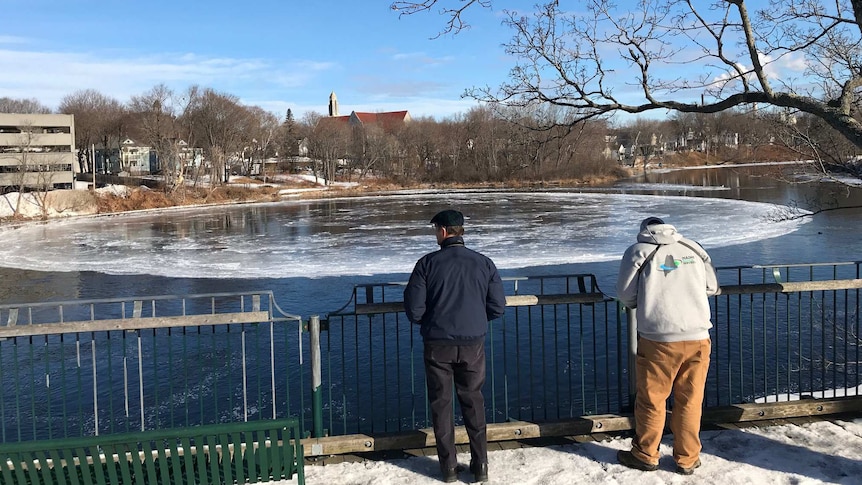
0,190,807,280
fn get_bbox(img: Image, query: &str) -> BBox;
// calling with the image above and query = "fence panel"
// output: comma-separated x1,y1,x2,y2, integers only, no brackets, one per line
0,292,306,443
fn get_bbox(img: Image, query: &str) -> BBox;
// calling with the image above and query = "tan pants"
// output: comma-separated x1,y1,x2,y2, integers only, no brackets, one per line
631,337,711,469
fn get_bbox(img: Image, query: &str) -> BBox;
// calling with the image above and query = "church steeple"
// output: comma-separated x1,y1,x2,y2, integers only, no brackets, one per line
329,91,339,117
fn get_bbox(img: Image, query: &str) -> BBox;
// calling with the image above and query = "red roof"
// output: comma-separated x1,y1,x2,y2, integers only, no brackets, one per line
317,110,411,133
351,111,410,124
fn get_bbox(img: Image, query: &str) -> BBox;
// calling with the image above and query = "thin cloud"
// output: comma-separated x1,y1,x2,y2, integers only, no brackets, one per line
0,48,335,110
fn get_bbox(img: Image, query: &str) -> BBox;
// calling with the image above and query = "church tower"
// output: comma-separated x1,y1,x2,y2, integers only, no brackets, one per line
329,92,339,117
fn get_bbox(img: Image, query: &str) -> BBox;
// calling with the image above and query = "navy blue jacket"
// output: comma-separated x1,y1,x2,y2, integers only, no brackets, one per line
404,236,507,344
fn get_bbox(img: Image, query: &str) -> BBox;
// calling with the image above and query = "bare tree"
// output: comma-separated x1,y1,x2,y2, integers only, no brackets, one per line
184,89,250,186
393,1,862,152
306,116,350,185
128,84,179,188
0,97,52,114
243,106,280,178
59,90,124,174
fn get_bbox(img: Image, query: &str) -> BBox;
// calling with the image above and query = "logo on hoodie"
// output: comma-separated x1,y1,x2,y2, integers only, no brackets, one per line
660,255,681,272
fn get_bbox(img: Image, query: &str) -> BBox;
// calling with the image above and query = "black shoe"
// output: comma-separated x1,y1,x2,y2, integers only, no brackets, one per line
441,466,458,483
676,458,701,475
470,461,488,482
617,450,658,472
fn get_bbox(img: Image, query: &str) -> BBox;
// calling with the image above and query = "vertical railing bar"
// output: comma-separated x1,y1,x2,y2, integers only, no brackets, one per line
579,303,586,416
819,291,828,398
13,339,21,442
567,293,574,417
181,325,189,426
529,304,536,421
381,314,388,432
164,325,174,429
60,334,67,438
796,291,803,398
106,330,114,435
604,303,611,414
502,307,509,423
772,294,790,397
92,337,99,436
395,312,402,432
0,338,5,442
197,324,205,427
137,330,145,432
370,314,377,433
514,306,521,422
242,324,248,422
747,293,754,403
808,285,814,395
76,332,83,437
270,319,277,420
354,314,360,433
255,320,262,421
216,319,224,424
843,288,849,394
591,303,598,415
29,335,37,440
123,331,130,422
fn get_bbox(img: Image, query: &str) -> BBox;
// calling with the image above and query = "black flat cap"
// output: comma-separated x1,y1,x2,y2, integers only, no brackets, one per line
430,209,464,226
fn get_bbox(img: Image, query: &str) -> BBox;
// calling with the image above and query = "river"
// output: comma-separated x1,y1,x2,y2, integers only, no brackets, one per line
0,163,860,317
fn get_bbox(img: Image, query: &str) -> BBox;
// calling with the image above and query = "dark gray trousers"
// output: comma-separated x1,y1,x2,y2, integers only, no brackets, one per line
424,341,487,470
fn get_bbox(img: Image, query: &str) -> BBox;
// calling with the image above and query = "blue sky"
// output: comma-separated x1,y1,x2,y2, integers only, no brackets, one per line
2,1,811,123
0,0,518,120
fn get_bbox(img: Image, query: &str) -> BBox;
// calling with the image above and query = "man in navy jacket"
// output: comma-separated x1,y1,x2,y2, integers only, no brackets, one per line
404,209,506,483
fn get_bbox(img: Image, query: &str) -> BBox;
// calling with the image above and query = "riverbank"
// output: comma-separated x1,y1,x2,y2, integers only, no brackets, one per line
0,171,627,224
1,147,844,225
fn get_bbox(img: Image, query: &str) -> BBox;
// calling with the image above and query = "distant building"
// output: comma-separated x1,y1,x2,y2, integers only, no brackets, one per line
322,92,412,131
95,138,201,175
0,113,78,193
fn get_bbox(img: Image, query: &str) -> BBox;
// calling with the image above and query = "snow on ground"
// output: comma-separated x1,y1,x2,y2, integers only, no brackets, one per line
0,173,362,219
273,419,862,484
0,189,100,219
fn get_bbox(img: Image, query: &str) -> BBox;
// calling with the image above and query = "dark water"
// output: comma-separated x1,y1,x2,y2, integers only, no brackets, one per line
2,164,860,439
0,164,860,316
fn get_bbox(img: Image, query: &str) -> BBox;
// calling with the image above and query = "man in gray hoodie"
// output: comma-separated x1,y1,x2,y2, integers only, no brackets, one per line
615,217,719,475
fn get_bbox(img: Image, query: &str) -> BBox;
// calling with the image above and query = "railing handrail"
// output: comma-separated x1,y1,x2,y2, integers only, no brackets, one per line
0,290,279,311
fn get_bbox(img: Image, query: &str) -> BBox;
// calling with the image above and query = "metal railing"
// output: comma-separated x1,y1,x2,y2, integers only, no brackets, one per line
0,291,304,443
320,262,862,437
1,262,860,448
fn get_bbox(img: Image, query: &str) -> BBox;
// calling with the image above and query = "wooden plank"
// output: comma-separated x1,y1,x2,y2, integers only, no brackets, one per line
718,279,862,295
301,416,635,456
354,293,607,315
701,397,862,423
0,311,271,338
299,397,862,457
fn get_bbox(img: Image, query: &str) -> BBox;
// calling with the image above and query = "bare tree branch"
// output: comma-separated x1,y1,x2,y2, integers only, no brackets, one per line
395,1,862,149
390,0,492,37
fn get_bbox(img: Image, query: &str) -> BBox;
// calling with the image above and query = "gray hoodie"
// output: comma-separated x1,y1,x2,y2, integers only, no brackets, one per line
616,222,719,342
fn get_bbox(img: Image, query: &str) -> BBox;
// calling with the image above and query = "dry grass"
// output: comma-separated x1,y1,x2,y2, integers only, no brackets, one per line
96,185,280,214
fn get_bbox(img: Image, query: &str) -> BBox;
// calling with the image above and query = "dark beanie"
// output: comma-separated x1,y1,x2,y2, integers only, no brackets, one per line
640,216,665,231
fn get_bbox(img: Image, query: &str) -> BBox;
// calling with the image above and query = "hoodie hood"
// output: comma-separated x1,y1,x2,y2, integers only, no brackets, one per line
636,223,683,245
